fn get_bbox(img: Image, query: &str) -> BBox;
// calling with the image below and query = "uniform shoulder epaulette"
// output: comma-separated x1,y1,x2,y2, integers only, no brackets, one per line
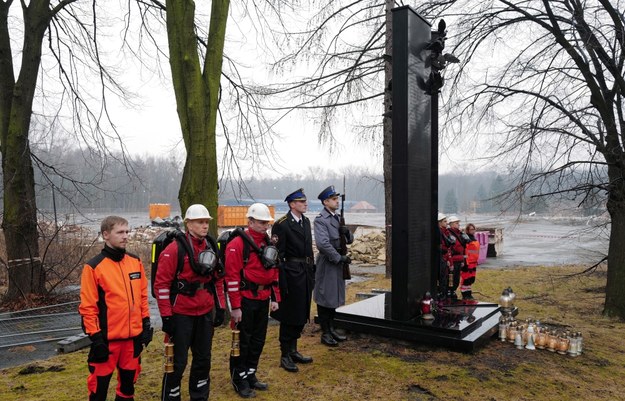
275,215,288,224
86,253,106,269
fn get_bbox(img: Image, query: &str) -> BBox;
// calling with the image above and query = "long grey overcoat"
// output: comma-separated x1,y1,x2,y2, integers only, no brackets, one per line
313,208,354,309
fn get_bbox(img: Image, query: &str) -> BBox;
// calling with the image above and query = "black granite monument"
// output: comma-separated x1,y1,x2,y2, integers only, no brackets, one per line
333,6,500,351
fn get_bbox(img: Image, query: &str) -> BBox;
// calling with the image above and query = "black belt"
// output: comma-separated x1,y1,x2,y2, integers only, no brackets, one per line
286,256,314,265
240,277,270,291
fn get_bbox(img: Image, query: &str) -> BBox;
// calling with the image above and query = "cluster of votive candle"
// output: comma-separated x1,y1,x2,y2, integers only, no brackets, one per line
498,317,583,356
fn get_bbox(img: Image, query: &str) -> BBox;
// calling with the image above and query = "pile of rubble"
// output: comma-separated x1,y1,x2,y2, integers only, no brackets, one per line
129,226,166,244
349,231,386,265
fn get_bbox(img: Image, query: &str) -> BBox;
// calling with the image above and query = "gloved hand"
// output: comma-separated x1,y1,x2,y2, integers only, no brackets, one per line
89,332,110,363
340,255,351,265
213,308,225,327
162,316,174,337
141,317,154,347
339,226,350,236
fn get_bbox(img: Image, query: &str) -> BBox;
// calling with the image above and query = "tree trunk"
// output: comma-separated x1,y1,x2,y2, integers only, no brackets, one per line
383,0,393,279
165,0,229,237
604,165,625,319
1,2,52,300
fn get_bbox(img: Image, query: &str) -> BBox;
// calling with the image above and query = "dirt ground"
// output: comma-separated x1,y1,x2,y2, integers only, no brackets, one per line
1,265,624,401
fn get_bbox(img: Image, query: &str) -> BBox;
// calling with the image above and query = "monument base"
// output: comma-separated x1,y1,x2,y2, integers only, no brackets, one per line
332,292,500,352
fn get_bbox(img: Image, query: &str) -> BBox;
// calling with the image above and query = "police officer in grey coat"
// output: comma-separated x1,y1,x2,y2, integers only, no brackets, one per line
313,185,354,346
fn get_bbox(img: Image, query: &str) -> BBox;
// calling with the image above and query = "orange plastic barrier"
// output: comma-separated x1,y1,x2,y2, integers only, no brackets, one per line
149,203,171,220
217,205,275,227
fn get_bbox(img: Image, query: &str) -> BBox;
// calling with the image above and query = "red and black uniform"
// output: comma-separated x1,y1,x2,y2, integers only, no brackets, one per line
448,226,467,297
461,233,479,298
225,229,281,388
154,233,226,401
438,226,455,297
79,245,149,401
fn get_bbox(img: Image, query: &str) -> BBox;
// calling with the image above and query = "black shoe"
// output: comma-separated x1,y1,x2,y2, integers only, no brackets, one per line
290,350,313,364
233,373,256,398
321,332,338,347
462,291,474,300
329,328,347,342
280,355,299,372
247,373,268,391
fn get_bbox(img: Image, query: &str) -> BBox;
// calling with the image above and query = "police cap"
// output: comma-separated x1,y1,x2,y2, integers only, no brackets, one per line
285,188,307,203
317,185,340,202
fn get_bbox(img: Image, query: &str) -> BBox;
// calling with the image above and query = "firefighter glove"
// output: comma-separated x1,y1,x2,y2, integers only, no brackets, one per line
89,332,109,363
461,262,469,272
141,317,154,347
213,308,225,327
162,316,174,337
340,255,351,265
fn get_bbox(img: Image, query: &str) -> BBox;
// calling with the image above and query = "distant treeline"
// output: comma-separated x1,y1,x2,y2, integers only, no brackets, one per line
0,147,605,217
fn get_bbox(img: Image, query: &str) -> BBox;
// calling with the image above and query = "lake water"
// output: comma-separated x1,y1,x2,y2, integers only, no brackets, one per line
70,211,608,269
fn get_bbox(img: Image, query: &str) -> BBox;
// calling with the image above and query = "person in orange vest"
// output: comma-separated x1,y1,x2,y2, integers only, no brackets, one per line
461,223,480,300
79,216,152,401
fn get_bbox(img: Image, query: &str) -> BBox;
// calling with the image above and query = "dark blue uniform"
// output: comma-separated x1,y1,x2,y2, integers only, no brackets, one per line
270,189,315,372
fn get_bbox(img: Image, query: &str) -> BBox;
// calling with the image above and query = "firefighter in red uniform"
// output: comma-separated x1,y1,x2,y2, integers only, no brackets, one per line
438,213,455,300
461,223,480,300
447,215,466,301
79,216,152,401
154,204,226,401
226,203,281,399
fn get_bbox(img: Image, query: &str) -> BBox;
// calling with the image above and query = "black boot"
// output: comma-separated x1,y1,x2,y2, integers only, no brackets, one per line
280,354,299,372
462,291,474,300
280,343,299,372
320,322,338,347
247,368,268,391
329,321,347,342
290,340,313,364
232,369,256,398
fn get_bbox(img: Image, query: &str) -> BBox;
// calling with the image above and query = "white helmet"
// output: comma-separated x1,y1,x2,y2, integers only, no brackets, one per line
246,203,274,221
447,215,460,223
437,212,447,221
184,204,212,221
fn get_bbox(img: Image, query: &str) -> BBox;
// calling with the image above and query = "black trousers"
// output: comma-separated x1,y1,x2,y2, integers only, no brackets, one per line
451,261,462,291
439,259,461,295
161,313,214,401
279,323,305,353
235,297,269,374
317,305,335,330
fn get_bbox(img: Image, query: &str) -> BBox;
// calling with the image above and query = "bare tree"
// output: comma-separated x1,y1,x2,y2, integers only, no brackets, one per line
0,1,137,301
126,1,302,232
424,0,625,318
237,0,394,272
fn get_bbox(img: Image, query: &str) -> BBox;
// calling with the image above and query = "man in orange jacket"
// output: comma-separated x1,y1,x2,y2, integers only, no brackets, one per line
79,216,152,401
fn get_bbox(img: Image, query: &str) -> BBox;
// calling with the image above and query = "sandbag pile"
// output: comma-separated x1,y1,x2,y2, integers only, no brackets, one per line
349,231,386,265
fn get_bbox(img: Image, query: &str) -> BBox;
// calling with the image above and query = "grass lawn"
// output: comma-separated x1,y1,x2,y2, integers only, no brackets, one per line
1,265,623,401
